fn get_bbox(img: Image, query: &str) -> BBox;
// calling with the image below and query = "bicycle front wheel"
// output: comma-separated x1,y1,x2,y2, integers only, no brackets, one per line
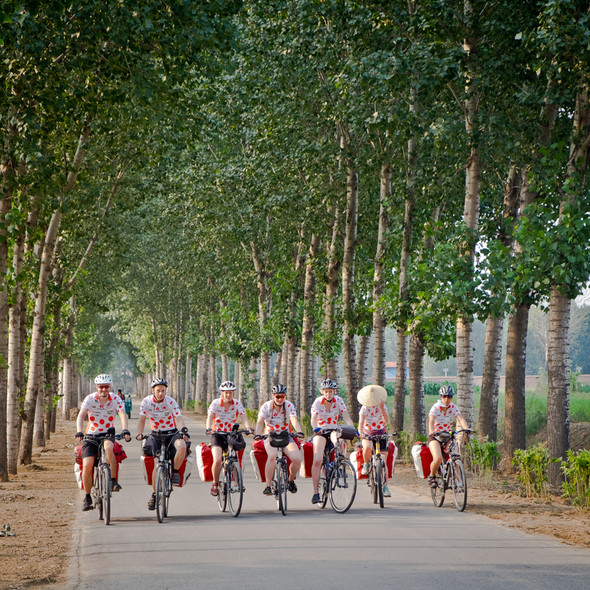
329,459,357,513
430,466,445,507
93,469,103,521
376,457,384,509
317,464,329,509
227,461,243,518
276,460,288,516
100,464,111,525
156,466,167,523
217,469,228,513
451,459,467,512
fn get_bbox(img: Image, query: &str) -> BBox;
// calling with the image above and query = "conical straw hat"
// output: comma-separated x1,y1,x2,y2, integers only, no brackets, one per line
357,384,387,407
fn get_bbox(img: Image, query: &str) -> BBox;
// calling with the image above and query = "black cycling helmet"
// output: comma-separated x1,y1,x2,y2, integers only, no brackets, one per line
271,384,287,395
320,378,338,390
439,385,454,397
220,381,236,391
151,377,168,388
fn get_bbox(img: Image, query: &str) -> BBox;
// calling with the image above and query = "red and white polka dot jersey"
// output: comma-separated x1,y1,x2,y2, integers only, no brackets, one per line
81,392,124,434
429,400,461,433
208,398,246,432
259,400,297,432
139,394,182,431
311,395,347,430
359,404,387,434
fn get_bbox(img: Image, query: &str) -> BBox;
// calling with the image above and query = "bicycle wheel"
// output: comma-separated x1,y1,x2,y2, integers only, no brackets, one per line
276,460,288,516
101,464,111,525
217,468,228,513
451,459,467,512
376,457,384,509
370,461,378,505
430,465,445,507
156,466,167,523
227,461,243,518
317,464,329,509
93,469,103,520
329,459,357,513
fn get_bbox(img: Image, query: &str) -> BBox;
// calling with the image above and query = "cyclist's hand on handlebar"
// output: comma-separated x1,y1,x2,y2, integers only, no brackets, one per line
205,428,212,435
75,431,84,441
253,434,263,441
295,432,304,438
121,429,131,441
107,426,116,436
180,426,190,439
136,433,145,441
313,427,323,435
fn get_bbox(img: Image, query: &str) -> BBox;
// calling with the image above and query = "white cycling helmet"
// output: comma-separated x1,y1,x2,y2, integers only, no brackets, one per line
220,381,236,391
94,374,112,385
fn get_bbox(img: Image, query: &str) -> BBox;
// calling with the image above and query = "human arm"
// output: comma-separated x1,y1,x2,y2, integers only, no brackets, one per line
428,413,435,436
255,412,265,436
136,414,147,439
380,400,389,424
358,412,366,435
75,408,88,438
341,409,355,428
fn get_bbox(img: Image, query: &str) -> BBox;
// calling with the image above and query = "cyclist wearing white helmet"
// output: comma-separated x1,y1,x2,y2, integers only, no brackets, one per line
255,384,304,496
427,385,470,488
310,378,356,505
206,381,253,497
137,377,190,511
75,374,131,511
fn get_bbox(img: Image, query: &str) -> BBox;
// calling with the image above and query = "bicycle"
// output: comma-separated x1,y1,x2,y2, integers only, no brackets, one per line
215,428,250,517
263,430,303,516
363,432,395,508
316,426,358,513
138,431,187,523
83,430,123,526
430,429,471,512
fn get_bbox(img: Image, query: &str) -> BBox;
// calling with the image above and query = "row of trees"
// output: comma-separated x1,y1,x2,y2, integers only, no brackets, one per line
1,1,589,490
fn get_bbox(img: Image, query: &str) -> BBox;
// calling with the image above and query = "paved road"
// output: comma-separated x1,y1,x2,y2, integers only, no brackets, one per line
61,413,590,590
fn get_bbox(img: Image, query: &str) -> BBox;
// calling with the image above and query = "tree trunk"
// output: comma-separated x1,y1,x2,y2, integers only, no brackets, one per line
547,288,571,488
409,333,425,439
300,234,320,416
208,355,217,404
321,205,341,379
371,163,391,385
0,192,11,480
342,160,359,417
479,165,520,441
247,357,258,410
251,242,270,404
356,335,369,392
392,329,407,433
221,354,230,383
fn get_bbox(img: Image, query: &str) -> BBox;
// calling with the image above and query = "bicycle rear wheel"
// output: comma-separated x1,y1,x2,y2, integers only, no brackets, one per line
317,464,329,509
276,460,288,516
329,459,357,513
430,466,445,507
227,461,243,517
93,469,103,520
101,464,111,525
156,466,167,523
451,459,467,512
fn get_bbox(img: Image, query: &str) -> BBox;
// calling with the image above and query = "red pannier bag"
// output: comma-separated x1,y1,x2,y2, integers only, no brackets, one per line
196,442,214,482
141,455,155,485
299,440,313,478
387,440,398,478
412,442,432,479
250,438,268,482
349,445,367,480
174,454,193,487
74,445,84,489
142,452,194,487
113,441,127,480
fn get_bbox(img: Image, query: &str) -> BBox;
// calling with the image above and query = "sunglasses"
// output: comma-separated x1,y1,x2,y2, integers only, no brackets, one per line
98,385,111,389
441,395,453,398
273,394,286,399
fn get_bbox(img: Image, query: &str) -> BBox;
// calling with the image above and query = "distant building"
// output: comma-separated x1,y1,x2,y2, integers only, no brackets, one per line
385,361,409,380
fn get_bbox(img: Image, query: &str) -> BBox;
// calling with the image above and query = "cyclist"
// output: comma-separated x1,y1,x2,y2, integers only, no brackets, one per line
206,381,253,497
358,394,391,498
254,384,304,496
75,374,132,511
310,378,356,505
427,385,471,488
136,378,190,510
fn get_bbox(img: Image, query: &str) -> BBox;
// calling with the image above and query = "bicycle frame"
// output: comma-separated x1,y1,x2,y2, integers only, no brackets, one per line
217,430,247,517
364,434,391,508
430,430,469,512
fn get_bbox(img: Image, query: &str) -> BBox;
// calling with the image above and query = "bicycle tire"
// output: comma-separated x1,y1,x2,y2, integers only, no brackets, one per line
227,461,243,518
93,469,103,520
217,465,228,512
376,457,384,509
430,465,445,507
451,459,467,512
370,460,378,504
156,466,167,523
317,464,329,509
329,459,357,513
277,460,288,516
101,464,111,525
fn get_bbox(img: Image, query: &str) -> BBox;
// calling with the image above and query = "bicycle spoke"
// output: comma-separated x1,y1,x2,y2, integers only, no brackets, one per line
430,467,445,507
227,461,243,517
451,459,467,512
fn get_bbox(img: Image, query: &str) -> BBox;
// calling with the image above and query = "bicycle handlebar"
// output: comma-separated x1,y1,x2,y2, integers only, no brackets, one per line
361,432,398,441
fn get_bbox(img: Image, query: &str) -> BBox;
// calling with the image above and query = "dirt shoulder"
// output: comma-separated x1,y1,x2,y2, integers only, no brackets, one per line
1,417,589,589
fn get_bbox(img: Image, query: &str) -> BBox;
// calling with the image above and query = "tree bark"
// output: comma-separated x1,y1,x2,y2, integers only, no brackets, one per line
409,333,425,439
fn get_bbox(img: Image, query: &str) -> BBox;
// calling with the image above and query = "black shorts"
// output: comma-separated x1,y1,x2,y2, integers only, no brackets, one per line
315,430,335,452
142,430,182,460
81,434,114,459
210,432,229,451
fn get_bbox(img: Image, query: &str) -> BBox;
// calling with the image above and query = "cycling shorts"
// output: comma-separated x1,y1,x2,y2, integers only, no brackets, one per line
81,433,114,459
142,430,182,459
